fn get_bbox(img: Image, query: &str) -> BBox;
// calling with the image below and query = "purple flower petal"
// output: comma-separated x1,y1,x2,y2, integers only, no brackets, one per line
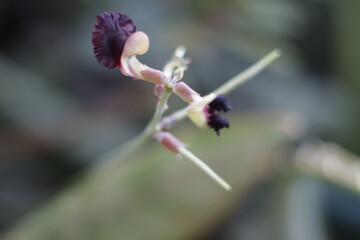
209,95,232,113
208,115,230,136
92,12,136,69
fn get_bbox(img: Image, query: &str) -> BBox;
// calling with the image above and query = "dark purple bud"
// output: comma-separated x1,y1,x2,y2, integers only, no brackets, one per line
92,12,136,69
209,95,232,113
208,115,230,136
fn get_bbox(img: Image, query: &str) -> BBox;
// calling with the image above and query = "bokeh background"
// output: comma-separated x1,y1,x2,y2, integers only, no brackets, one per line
1,0,360,239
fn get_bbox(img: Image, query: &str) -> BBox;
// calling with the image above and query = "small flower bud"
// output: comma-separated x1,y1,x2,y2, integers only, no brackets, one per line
154,84,165,101
140,68,167,84
174,82,201,103
154,132,185,153
172,67,184,82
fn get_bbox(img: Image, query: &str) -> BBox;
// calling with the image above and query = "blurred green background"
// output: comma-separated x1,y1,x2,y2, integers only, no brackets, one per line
0,0,360,239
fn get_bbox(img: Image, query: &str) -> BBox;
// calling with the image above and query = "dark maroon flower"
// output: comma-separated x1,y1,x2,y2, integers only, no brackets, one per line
187,94,232,135
92,12,136,69
208,115,230,136
207,95,232,135
209,95,232,113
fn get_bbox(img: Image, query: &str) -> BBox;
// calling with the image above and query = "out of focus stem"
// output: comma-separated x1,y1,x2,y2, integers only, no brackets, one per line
145,86,172,135
96,85,172,169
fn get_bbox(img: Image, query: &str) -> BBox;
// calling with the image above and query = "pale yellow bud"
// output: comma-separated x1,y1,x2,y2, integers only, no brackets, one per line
186,93,217,129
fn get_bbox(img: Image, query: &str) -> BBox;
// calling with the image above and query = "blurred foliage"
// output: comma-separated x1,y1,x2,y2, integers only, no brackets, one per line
2,113,293,240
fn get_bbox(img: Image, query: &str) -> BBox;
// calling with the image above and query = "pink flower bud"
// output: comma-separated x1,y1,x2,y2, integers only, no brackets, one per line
141,69,167,84
154,132,185,153
154,84,165,101
173,82,201,103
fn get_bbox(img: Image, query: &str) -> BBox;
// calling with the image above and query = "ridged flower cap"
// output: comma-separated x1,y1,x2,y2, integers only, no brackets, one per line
92,12,136,69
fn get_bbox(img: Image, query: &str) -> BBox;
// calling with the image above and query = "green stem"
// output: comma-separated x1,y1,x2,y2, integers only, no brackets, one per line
145,86,172,135
178,147,232,191
213,49,281,95
96,130,150,169
96,86,173,169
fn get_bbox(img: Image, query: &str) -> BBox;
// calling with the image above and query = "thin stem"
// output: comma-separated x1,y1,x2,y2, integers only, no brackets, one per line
160,49,281,130
96,86,172,168
145,86,172,134
96,130,150,168
213,49,281,95
160,107,188,130
178,147,232,191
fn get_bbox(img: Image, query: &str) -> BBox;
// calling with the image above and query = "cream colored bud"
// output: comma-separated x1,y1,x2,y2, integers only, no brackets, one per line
119,32,148,78
121,31,149,58
187,93,217,129
119,31,167,84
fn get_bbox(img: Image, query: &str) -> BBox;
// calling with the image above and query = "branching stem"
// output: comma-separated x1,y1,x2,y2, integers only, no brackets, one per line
160,49,281,130
98,48,281,190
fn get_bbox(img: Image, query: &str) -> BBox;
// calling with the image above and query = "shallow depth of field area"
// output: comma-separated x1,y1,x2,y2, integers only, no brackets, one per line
1,1,360,240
